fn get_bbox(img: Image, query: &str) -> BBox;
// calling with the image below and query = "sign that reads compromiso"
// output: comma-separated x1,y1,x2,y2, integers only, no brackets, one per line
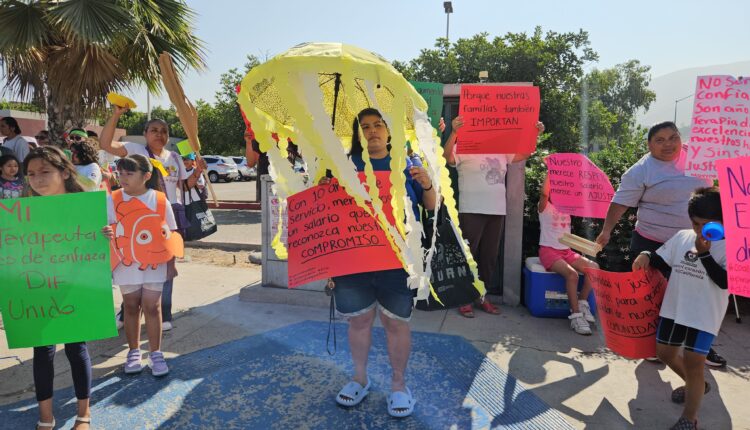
456,85,540,155
0,192,117,348
286,178,402,287
687,75,750,179
585,268,667,359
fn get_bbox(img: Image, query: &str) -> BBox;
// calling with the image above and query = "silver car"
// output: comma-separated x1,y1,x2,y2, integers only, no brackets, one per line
203,155,241,183
232,156,257,181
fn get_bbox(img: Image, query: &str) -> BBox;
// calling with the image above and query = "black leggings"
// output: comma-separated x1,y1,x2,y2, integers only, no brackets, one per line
33,342,92,402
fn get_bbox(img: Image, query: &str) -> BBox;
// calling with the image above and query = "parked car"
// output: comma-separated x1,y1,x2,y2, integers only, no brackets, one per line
231,156,257,181
203,155,241,183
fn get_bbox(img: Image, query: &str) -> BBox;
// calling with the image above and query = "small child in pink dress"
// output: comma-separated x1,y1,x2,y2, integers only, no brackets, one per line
538,175,599,335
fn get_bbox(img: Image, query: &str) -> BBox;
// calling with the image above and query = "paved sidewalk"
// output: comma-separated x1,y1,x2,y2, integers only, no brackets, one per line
1,254,747,429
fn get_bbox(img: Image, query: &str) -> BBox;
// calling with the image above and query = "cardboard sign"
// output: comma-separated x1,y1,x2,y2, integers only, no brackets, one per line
410,81,444,129
716,157,750,297
585,268,668,359
545,153,614,219
456,85,540,154
286,177,403,287
687,75,750,179
0,192,117,348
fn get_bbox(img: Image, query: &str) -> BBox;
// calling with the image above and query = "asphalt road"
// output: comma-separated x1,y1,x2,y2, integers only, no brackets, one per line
206,177,257,201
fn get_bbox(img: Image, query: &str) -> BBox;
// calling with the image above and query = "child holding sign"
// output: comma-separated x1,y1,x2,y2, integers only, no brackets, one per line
632,187,727,430
538,175,599,335
109,154,178,378
23,147,106,430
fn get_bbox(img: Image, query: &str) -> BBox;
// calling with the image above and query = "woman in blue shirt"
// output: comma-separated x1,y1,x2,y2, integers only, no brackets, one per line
324,108,435,417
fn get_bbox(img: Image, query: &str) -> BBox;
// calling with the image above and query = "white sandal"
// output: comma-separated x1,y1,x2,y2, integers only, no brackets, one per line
36,419,55,429
74,416,91,429
387,387,415,418
336,378,371,407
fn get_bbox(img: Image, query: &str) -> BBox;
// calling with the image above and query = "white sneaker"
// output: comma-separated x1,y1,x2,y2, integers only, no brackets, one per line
115,312,124,330
569,312,592,335
162,321,173,331
578,301,596,323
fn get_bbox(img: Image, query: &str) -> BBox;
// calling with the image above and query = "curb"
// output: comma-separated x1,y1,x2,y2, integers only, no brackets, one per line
185,241,261,252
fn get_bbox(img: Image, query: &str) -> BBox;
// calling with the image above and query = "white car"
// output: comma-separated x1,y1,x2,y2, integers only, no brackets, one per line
232,156,257,181
203,155,241,183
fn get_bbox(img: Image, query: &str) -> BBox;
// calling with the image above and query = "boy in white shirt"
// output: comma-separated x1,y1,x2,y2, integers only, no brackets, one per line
632,187,727,430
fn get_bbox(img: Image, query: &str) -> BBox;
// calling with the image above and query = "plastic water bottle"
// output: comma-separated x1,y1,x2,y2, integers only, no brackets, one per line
409,153,423,168
702,222,724,241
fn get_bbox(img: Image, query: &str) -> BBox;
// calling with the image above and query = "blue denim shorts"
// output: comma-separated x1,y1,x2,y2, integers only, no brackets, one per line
332,269,414,321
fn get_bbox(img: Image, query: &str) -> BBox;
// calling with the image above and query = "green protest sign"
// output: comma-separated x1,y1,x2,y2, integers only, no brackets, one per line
410,81,444,129
0,192,116,348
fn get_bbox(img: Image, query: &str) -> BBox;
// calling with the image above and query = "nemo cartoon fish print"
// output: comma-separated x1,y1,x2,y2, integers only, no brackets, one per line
110,190,184,271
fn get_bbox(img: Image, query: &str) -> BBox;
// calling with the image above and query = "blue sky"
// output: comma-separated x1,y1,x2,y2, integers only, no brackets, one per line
132,0,748,108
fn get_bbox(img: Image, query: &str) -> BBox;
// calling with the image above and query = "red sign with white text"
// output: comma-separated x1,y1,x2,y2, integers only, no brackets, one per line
716,157,750,297
585,268,668,359
457,85,540,155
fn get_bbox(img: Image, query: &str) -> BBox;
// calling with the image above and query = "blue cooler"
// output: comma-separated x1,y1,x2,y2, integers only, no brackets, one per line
523,257,597,318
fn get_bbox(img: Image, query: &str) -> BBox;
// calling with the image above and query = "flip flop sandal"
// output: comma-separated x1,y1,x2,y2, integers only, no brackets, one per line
671,382,711,404
336,378,370,407
74,417,91,429
37,419,55,429
458,305,475,318
387,387,415,418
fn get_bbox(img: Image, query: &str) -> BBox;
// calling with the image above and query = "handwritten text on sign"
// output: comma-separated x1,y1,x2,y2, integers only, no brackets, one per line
545,153,614,219
0,192,117,349
687,75,750,179
286,178,402,288
410,81,445,130
457,85,540,155
584,268,667,359
716,157,750,297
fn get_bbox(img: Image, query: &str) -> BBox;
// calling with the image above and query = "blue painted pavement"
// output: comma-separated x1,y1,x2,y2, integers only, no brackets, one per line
0,321,573,429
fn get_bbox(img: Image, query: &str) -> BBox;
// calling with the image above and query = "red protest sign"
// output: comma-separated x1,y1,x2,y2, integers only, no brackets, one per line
687,75,750,179
545,153,614,219
456,85,540,155
584,268,667,359
286,178,402,287
716,157,750,297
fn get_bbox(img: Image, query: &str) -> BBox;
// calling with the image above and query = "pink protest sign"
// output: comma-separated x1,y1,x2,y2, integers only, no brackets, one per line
544,153,614,219
687,75,750,179
716,156,750,297
456,85,540,154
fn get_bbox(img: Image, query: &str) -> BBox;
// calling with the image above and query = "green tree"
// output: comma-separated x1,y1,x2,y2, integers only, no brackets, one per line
195,55,259,155
395,28,598,152
582,60,656,149
0,0,205,146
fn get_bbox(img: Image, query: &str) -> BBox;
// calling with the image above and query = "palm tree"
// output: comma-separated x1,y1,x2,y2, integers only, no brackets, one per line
0,0,206,145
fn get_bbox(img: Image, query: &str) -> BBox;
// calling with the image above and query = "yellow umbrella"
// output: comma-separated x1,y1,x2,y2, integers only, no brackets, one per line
236,42,484,300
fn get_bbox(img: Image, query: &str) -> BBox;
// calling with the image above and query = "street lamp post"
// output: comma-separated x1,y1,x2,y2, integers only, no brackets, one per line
443,1,453,41
673,93,693,124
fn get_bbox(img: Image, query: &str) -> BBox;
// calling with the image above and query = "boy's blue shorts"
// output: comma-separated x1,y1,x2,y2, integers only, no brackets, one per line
656,317,714,356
